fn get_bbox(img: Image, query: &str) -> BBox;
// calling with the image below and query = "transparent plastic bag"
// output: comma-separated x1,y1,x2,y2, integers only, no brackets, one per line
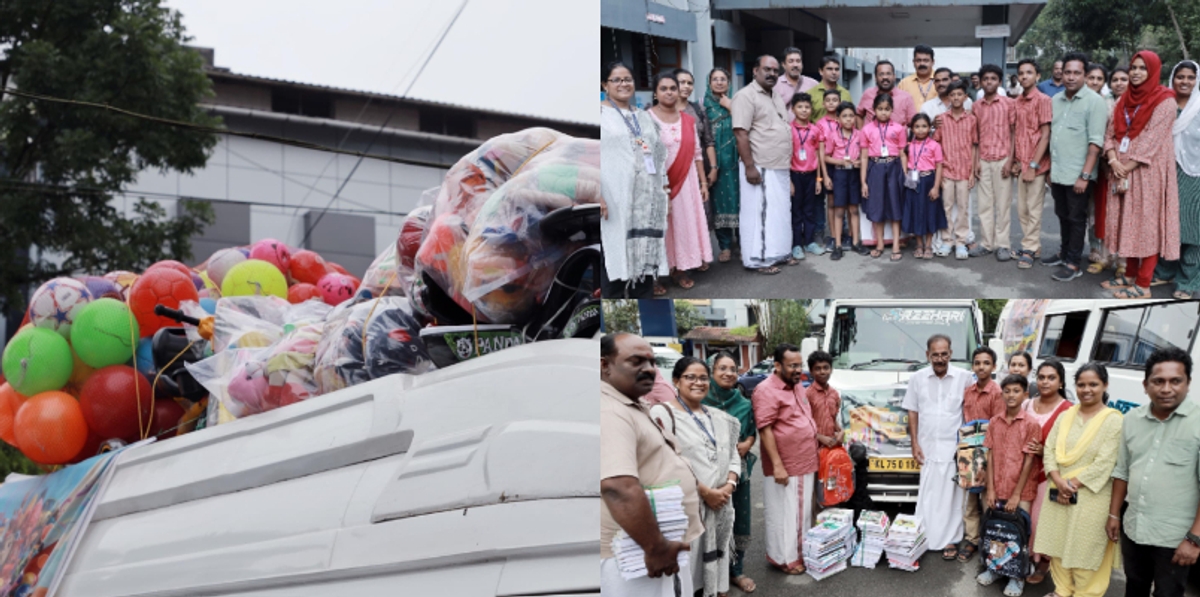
312,296,436,394
361,243,406,298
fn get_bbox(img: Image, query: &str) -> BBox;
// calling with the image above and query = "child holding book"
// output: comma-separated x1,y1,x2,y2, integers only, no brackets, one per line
901,113,946,259
860,93,907,261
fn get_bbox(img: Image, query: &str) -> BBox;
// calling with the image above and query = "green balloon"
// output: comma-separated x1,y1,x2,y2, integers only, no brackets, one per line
71,298,139,368
2,327,73,396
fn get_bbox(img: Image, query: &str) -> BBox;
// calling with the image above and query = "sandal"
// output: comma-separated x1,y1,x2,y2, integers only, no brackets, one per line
1113,286,1150,299
697,263,710,272
786,257,802,266
1100,274,1134,290
1174,290,1196,300
732,576,757,593
756,266,782,275
719,250,731,263
957,542,978,563
923,249,934,260
653,284,667,297
870,249,883,259
1027,560,1050,585
784,563,805,575
1151,277,1173,287
672,274,695,290
942,544,959,560
891,252,903,262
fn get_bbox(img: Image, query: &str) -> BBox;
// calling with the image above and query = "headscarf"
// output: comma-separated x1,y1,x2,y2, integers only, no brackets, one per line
1171,60,1200,177
1113,50,1175,141
702,354,755,441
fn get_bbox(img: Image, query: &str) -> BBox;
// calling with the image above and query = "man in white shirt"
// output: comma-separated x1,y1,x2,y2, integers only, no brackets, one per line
902,334,974,557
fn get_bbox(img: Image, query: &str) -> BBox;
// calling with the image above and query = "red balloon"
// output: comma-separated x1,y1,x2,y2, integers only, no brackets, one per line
145,260,193,277
150,399,185,439
289,250,329,285
78,365,153,443
15,391,89,465
326,262,350,276
0,383,26,447
68,429,107,464
128,268,200,338
287,282,322,304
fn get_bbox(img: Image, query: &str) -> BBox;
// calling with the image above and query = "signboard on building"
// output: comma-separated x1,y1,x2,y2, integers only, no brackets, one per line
975,24,1011,39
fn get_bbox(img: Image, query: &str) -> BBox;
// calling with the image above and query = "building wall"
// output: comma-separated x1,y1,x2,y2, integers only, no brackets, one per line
332,97,420,131
208,80,272,111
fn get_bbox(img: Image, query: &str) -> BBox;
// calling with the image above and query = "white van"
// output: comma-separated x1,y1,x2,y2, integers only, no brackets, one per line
56,339,599,596
800,299,998,503
996,299,1200,413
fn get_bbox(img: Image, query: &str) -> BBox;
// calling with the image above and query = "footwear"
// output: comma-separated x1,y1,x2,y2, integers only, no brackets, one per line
792,246,805,260
1175,290,1197,300
934,242,951,258
755,266,782,275
805,242,826,256
1026,560,1050,585
1041,253,1064,267
942,544,959,560
853,243,870,256
1100,274,1134,290
996,248,1013,262
968,245,992,258
1113,286,1150,299
955,245,968,260
718,249,731,263
1016,251,1034,269
977,569,1003,586
1052,264,1082,282
1003,577,1025,597
890,252,903,262
731,575,757,593
957,541,978,562
1086,261,1107,274
831,246,844,261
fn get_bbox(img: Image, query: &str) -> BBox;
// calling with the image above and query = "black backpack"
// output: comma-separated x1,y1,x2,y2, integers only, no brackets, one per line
981,507,1031,579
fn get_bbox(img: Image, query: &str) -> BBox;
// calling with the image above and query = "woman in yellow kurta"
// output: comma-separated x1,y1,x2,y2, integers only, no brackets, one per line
1033,362,1123,597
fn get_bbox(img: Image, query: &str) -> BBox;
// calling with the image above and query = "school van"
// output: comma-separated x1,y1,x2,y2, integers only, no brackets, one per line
800,299,1000,503
55,339,600,597
996,299,1200,413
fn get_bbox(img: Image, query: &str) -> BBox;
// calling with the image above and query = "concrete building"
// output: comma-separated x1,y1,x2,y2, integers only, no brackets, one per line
680,299,755,329
118,48,598,278
601,0,1044,103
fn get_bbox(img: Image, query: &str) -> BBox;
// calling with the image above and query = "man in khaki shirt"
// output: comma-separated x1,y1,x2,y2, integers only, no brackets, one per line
731,55,794,274
601,332,702,595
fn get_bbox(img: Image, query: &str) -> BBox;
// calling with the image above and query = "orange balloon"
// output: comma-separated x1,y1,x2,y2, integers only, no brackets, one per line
289,250,329,285
0,383,25,446
15,390,89,465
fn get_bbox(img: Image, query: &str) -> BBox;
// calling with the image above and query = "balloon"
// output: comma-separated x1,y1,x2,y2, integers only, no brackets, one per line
80,276,123,301
135,338,155,375
150,399,185,439
103,270,138,299
78,365,153,442
249,238,292,273
69,429,106,464
206,248,247,287
221,259,288,298
287,283,322,304
317,273,359,306
71,298,139,368
64,349,97,396
397,205,432,270
199,297,218,314
0,383,25,447
128,268,199,338
2,327,73,396
145,260,192,277
28,277,94,339
15,391,89,465
288,250,328,285
326,262,350,276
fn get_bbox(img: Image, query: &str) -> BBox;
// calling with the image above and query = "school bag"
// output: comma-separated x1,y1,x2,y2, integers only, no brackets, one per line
954,419,989,491
817,445,855,507
981,507,1032,580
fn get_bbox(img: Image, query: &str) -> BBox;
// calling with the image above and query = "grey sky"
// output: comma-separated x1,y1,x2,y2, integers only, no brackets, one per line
165,0,599,125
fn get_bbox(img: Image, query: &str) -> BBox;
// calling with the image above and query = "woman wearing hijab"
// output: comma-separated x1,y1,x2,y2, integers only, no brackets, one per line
703,351,757,593
705,68,741,264
1101,50,1181,299
1155,60,1200,299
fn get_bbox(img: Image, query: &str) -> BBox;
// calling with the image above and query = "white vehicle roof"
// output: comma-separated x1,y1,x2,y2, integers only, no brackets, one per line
828,298,977,307
60,339,599,597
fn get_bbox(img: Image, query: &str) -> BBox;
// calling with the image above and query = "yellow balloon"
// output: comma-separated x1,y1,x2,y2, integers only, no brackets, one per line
221,260,287,298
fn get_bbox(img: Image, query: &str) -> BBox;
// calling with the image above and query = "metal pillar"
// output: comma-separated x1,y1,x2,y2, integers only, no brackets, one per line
980,5,1009,73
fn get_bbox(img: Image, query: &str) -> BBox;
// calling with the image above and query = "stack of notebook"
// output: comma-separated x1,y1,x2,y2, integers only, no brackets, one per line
611,485,689,579
884,514,928,572
804,518,856,580
851,510,891,569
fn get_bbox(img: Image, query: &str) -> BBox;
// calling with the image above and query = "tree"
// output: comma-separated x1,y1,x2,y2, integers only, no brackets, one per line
602,300,641,335
752,300,811,358
673,300,708,337
978,299,1009,336
0,0,220,317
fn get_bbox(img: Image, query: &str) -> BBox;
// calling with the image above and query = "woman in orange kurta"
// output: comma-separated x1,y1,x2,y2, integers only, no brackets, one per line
1101,50,1181,298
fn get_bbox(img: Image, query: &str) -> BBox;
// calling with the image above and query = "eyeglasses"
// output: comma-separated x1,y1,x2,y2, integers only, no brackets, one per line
681,374,710,383
607,78,634,85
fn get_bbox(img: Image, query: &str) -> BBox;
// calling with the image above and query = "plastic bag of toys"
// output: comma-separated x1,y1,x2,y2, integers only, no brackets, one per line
312,296,436,395
360,244,406,299
412,127,599,325
207,296,330,352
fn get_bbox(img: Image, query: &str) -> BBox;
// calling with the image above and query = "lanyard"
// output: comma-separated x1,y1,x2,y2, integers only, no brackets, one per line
841,129,857,158
917,78,934,102
1123,105,1141,134
911,138,930,168
876,121,891,150
676,396,718,449
795,125,812,150
608,98,643,140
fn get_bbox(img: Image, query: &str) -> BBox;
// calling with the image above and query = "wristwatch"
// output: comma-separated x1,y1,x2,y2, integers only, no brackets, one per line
1029,161,1039,170
1186,532,1200,548
1079,171,1092,182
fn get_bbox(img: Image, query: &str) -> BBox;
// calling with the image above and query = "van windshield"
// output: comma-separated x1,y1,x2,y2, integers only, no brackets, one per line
828,306,978,370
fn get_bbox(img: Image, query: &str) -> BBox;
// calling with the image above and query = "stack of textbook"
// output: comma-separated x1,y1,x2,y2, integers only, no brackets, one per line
804,518,856,580
851,510,891,569
611,485,689,579
884,514,927,572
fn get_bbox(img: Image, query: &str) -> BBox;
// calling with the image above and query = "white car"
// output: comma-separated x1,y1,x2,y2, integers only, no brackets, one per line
653,345,683,379
57,339,599,597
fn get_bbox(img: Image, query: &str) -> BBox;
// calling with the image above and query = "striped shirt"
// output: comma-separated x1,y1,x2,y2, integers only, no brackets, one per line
907,137,944,172
933,109,978,181
859,120,906,159
825,126,862,163
974,93,1015,161
1013,89,1053,176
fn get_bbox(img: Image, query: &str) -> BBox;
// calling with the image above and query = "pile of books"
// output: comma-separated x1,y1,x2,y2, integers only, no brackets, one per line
884,514,928,572
611,485,689,579
851,510,891,568
804,515,856,581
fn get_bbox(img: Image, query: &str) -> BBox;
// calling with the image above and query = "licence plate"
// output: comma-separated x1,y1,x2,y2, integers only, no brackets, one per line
868,457,920,472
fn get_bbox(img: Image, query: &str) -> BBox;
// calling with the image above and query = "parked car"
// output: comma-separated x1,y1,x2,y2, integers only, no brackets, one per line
653,346,683,379
737,359,810,396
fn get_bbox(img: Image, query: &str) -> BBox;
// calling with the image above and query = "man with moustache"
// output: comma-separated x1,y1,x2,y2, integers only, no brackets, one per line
898,45,940,107
903,334,974,558
601,333,702,595
752,343,820,575
920,67,974,121
732,55,794,275
857,60,917,127
1107,347,1200,597
775,47,820,119
1038,59,1066,98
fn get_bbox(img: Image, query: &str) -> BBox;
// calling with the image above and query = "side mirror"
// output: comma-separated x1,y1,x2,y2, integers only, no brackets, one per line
800,337,818,370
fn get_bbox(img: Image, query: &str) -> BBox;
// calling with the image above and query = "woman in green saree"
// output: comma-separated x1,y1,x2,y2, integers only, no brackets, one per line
704,68,741,264
704,351,757,593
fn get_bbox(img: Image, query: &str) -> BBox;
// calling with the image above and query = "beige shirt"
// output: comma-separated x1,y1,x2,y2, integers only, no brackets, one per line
731,80,793,171
600,381,703,560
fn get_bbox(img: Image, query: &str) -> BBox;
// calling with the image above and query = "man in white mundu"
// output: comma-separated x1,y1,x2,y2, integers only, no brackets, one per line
902,334,974,555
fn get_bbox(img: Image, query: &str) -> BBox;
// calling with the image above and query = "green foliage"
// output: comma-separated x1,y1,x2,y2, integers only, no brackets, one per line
602,299,641,335
1,443,40,478
672,300,708,337
0,0,220,316
978,299,1009,336
753,300,810,358
1019,0,1198,73
730,324,757,338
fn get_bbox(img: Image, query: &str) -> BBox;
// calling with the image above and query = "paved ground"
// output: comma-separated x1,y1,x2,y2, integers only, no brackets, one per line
660,186,1186,299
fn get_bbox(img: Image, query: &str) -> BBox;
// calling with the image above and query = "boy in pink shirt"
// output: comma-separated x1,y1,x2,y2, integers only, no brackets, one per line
789,92,826,261
817,89,844,252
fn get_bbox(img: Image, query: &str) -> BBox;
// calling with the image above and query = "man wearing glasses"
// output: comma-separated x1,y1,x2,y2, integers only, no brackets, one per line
751,343,820,575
